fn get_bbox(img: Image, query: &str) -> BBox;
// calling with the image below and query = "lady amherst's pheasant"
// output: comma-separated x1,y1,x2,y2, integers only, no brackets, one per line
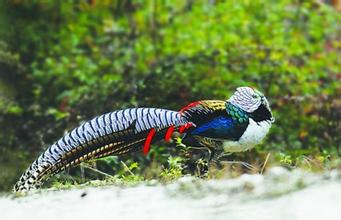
14,87,274,192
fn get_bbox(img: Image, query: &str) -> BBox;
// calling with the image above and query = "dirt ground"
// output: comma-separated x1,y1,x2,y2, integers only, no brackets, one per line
1,167,340,220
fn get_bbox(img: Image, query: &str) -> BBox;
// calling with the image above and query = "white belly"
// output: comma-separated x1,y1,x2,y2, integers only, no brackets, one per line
223,118,272,152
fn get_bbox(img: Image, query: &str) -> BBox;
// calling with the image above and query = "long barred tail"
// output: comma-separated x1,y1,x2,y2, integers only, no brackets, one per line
14,108,187,192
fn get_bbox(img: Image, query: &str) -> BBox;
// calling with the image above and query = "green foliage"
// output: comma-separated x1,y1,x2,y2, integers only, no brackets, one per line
0,42,23,115
0,0,339,191
160,156,184,182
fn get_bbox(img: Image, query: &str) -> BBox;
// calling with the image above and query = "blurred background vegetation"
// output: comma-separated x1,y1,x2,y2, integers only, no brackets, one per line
0,0,340,191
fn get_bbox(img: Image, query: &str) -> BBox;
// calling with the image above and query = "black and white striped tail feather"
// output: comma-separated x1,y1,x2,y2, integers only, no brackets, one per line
14,108,187,192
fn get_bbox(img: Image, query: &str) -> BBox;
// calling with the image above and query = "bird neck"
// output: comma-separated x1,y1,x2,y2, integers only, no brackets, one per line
250,104,272,122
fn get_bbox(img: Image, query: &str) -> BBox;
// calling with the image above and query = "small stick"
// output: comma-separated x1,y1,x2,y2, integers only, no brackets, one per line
82,164,114,178
260,153,271,174
120,161,135,176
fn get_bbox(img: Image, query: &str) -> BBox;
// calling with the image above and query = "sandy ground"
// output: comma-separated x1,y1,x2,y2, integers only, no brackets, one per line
1,167,340,220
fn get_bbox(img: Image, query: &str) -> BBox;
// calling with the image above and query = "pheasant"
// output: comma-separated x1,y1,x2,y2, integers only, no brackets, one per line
14,87,274,192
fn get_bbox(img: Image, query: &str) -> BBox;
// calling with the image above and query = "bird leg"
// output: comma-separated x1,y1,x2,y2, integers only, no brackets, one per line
180,136,216,160
179,135,224,176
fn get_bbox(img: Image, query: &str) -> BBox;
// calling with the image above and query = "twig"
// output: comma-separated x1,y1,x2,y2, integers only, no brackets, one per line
82,164,114,178
260,153,271,174
120,161,135,176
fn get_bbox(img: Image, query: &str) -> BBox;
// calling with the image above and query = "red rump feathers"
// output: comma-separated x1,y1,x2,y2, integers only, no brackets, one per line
143,123,193,155
179,101,201,115
164,126,175,142
143,128,156,155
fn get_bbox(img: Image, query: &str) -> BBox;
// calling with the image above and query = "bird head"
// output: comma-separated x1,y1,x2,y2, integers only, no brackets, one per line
228,87,275,123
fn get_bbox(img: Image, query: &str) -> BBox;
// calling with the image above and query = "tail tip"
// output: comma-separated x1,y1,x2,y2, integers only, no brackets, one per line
13,180,38,193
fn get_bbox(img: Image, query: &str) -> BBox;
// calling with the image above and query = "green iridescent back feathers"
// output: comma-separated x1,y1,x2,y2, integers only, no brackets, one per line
226,102,249,124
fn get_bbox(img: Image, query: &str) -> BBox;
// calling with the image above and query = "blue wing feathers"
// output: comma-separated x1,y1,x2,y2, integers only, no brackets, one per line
191,116,234,136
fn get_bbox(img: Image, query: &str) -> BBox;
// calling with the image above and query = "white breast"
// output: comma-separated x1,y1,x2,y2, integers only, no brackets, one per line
223,118,272,152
